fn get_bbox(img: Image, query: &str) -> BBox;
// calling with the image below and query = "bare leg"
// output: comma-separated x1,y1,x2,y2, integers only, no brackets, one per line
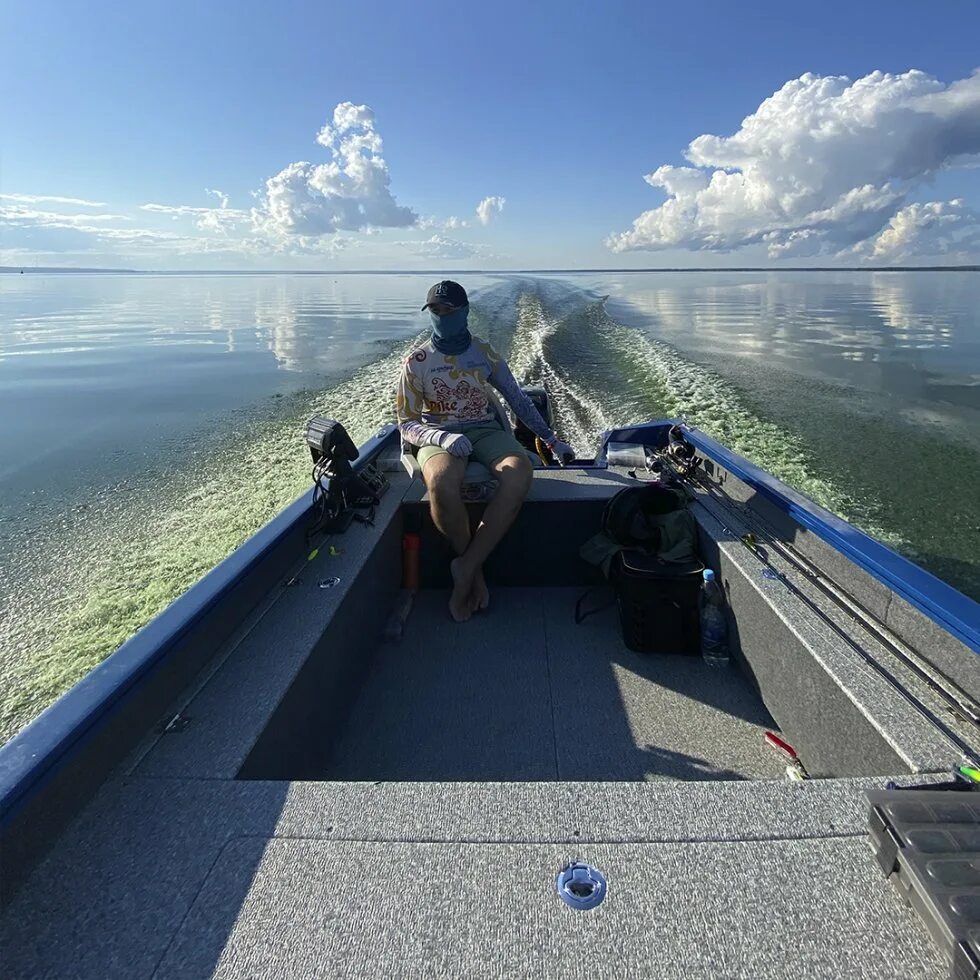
472,566,490,611
451,454,533,606
423,453,473,621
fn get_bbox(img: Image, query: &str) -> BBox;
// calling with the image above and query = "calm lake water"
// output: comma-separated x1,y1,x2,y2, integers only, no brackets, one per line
1,270,978,742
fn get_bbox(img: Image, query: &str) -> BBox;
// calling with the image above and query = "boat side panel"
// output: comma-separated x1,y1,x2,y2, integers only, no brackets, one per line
237,512,403,780
0,426,401,903
0,504,320,903
695,452,980,704
132,471,411,781
694,505,962,777
883,591,980,703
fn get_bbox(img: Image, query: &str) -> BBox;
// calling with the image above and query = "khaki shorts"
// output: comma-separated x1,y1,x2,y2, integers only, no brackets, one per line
417,424,526,472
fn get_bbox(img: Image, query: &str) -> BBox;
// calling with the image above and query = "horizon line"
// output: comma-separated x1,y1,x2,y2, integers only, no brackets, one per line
2,264,978,275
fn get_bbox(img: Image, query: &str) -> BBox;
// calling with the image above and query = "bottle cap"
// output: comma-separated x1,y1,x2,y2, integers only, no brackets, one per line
703,569,715,582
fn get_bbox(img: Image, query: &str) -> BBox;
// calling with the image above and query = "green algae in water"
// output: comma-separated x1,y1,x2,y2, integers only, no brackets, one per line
0,340,417,744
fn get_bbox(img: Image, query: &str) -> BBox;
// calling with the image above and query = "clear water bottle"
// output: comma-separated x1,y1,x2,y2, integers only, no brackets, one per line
700,569,729,667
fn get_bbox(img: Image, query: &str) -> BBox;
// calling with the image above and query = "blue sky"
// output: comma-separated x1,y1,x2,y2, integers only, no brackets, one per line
2,0,979,269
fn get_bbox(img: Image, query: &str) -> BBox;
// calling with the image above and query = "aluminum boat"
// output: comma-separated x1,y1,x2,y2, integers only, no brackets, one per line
1,416,978,978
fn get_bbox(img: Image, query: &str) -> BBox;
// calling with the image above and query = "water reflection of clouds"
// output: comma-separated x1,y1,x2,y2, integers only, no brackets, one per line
4,274,513,373
868,274,955,349
247,278,423,373
241,274,503,373
619,274,963,351
607,279,809,362
604,272,979,408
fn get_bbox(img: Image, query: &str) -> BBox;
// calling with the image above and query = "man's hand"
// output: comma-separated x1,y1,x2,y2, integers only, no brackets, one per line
438,432,473,457
550,439,575,465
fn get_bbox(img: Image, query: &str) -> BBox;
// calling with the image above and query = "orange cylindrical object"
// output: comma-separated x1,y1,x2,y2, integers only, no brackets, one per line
402,532,420,591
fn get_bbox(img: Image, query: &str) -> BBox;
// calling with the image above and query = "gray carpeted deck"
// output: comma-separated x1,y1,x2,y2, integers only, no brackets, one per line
323,587,784,781
154,836,943,979
1,776,948,979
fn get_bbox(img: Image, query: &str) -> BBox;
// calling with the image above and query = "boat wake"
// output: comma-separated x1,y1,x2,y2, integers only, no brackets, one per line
504,285,880,540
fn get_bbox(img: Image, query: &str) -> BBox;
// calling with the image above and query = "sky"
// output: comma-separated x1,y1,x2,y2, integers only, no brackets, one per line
2,0,979,270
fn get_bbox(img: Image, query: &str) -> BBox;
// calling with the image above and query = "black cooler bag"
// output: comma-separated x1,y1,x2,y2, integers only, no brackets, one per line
611,552,704,655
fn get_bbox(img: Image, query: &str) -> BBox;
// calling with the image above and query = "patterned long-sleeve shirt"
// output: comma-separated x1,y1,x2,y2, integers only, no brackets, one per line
396,336,557,447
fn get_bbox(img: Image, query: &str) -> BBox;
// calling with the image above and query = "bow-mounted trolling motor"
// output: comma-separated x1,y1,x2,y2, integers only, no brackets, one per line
305,417,387,535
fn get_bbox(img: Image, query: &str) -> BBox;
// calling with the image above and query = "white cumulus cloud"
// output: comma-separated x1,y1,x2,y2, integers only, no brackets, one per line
608,69,980,258
864,199,980,261
476,196,505,226
252,102,417,238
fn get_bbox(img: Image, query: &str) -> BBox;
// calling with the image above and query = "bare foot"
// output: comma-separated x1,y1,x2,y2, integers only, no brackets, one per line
449,558,474,623
473,566,490,611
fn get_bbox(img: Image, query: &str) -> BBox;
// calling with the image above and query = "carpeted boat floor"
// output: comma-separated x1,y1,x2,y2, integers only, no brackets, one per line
322,588,784,781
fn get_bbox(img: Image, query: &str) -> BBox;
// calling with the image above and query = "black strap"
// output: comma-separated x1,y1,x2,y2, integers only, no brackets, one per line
574,585,616,625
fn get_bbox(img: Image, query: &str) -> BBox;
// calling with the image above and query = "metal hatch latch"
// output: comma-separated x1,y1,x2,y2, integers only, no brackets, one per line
556,862,607,910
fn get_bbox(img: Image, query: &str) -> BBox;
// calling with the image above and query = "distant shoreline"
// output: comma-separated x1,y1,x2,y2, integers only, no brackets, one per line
2,265,978,275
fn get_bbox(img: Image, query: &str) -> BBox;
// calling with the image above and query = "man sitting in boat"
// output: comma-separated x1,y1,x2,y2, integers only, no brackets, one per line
397,280,574,622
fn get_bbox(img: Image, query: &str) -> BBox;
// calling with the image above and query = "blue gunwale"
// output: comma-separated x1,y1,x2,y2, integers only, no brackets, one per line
598,420,980,656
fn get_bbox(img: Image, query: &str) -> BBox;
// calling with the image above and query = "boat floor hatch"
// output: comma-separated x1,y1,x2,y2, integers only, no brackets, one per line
320,587,784,782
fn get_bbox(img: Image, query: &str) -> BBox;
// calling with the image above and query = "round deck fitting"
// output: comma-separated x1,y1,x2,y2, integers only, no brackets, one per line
556,862,607,910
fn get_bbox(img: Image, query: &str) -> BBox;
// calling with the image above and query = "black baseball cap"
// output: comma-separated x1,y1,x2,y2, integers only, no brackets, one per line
421,280,468,311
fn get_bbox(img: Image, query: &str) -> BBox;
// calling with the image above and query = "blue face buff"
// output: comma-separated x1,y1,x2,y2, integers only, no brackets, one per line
428,304,471,355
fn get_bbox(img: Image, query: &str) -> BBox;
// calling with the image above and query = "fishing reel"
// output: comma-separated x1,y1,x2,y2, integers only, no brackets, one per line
665,425,701,476
645,426,701,483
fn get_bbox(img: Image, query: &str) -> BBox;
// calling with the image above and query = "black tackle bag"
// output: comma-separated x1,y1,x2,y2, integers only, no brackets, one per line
579,484,703,654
